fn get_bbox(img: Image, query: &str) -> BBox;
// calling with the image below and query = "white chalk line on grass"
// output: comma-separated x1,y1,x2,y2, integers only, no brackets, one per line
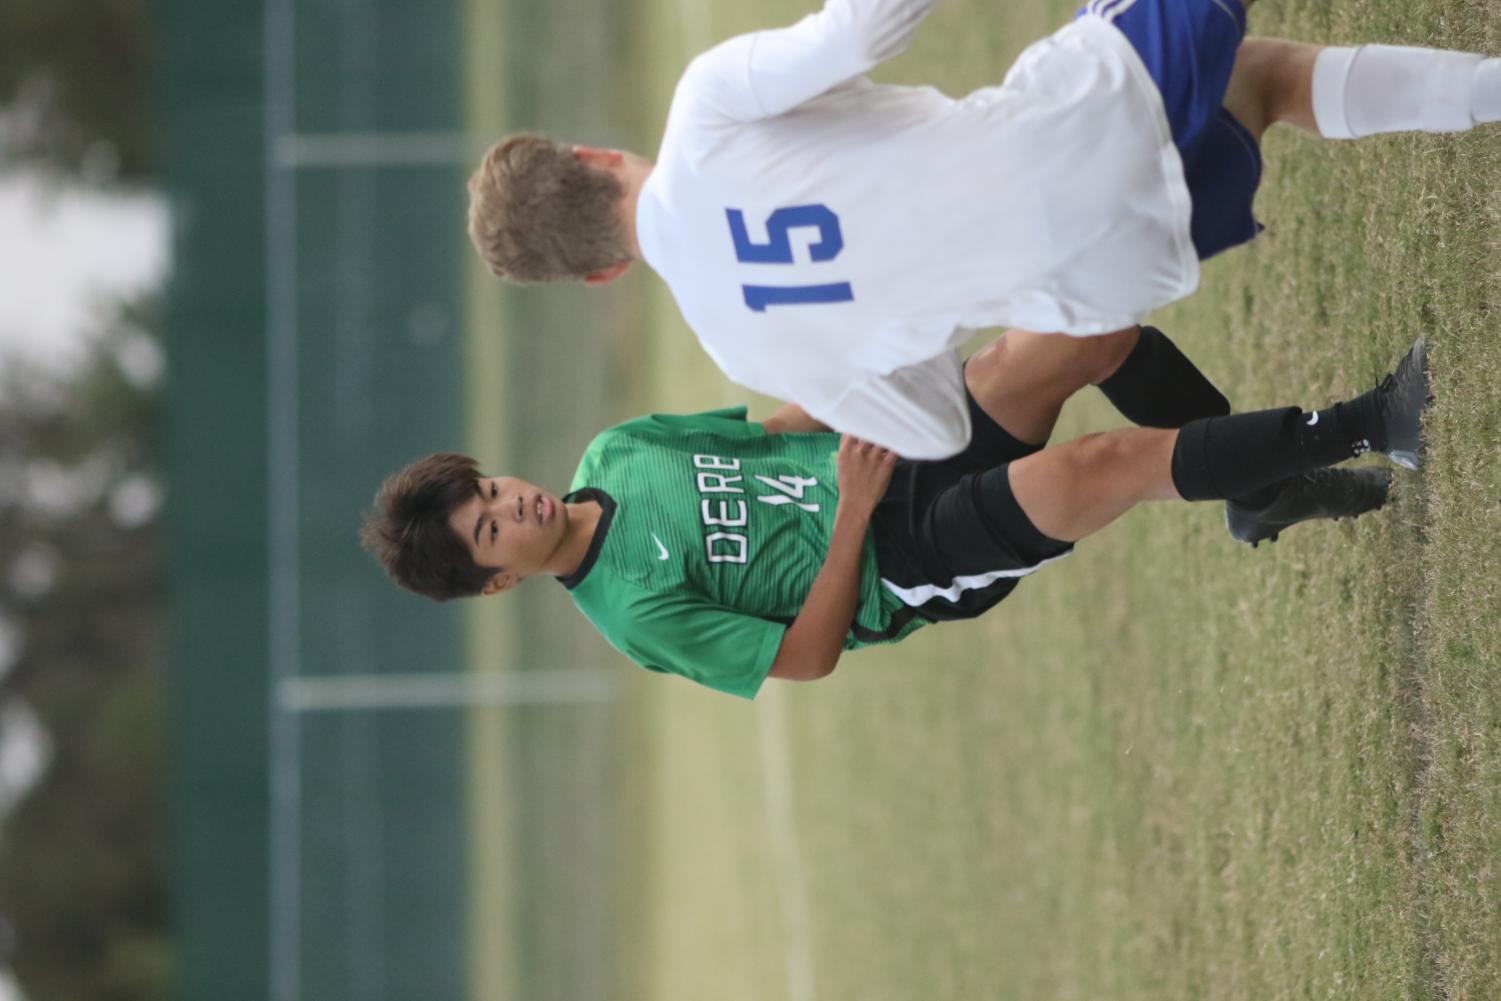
757,688,817,1001
278,669,617,712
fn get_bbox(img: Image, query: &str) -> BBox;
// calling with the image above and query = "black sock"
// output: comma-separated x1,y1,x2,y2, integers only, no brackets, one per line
1171,406,1361,501
1333,386,1387,456
1096,325,1231,428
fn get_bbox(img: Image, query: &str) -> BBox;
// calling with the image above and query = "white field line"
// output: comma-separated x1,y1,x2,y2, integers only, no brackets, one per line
757,688,817,1001
278,669,618,712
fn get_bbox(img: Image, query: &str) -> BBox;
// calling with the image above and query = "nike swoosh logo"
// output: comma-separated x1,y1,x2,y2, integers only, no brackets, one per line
652,534,669,561
1305,411,1320,426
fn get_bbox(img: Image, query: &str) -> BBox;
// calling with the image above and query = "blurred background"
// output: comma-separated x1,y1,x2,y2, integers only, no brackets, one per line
2,0,654,998
2,1,1497,1000
0,1,167,999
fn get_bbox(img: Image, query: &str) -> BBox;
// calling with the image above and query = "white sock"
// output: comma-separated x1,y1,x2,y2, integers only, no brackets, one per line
1476,59,1501,123
1312,44,1493,139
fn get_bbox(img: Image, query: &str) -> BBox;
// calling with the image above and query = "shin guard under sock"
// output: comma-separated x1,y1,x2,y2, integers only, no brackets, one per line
1171,406,1361,502
1313,45,1498,138
1096,326,1231,428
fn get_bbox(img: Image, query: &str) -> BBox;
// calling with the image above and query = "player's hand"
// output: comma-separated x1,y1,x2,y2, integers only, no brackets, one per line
835,435,898,518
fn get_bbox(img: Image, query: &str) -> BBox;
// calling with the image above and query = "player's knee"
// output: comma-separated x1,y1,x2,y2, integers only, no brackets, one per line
1018,328,1134,385
1238,38,1319,129
1088,326,1140,385
1061,431,1118,480
1070,428,1167,485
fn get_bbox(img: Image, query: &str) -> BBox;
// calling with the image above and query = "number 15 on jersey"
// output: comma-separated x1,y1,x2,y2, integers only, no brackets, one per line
725,204,855,312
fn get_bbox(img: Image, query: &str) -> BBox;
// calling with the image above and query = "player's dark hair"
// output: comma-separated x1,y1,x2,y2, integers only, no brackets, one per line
468,134,628,282
360,452,498,602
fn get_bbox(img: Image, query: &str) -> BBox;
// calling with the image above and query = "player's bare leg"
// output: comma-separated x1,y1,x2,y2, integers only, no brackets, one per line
965,324,1232,447
1225,37,1501,143
1006,341,1430,544
1009,428,1178,541
1223,39,1319,139
760,324,1196,441
962,327,1140,446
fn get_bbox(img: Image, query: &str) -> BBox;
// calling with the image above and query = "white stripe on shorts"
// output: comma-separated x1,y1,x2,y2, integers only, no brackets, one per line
880,551,1072,608
1207,0,1243,26
1092,0,1143,22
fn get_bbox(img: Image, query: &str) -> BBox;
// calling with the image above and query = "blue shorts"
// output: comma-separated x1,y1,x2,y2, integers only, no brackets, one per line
1078,0,1264,259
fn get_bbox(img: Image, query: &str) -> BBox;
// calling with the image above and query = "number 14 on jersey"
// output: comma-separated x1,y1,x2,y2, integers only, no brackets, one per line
726,204,854,312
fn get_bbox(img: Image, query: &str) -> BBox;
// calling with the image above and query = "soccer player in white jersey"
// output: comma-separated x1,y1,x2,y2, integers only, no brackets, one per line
361,334,1427,699
467,0,1499,459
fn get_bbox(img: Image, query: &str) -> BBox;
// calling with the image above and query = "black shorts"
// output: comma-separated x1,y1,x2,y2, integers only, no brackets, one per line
870,379,1074,624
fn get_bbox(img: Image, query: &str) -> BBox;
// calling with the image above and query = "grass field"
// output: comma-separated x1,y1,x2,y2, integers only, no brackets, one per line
463,0,1501,998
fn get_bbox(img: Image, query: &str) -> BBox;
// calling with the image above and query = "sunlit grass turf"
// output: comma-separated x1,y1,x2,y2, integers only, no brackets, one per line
610,0,1501,999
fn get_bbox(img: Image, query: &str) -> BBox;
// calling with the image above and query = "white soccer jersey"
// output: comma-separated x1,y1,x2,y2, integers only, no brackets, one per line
635,2,1198,458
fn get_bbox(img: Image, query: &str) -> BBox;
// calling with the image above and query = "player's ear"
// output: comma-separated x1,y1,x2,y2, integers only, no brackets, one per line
584,260,631,285
480,571,518,596
572,145,623,170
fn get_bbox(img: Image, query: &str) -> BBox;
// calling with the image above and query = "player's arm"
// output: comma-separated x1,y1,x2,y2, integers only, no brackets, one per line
769,436,896,682
686,0,938,123
760,403,831,435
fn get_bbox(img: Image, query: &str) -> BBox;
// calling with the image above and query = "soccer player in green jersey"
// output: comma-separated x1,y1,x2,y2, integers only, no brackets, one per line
362,331,1426,699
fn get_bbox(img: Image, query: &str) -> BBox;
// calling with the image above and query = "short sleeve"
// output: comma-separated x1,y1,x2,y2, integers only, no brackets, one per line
584,586,787,700
811,351,971,459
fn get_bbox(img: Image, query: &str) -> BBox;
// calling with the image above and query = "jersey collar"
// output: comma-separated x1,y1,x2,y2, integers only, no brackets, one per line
557,487,616,590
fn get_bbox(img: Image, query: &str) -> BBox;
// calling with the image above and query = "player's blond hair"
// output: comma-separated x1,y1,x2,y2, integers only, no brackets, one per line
467,134,628,283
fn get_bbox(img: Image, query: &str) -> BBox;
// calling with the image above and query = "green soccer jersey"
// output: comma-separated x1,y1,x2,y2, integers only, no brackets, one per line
562,407,927,698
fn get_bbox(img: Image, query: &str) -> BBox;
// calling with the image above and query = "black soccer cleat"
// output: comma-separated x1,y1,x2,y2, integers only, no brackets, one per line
1372,339,1430,470
1225,468,1393,547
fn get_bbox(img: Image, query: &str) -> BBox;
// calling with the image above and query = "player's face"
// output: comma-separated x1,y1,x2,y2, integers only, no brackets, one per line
447,475,567,592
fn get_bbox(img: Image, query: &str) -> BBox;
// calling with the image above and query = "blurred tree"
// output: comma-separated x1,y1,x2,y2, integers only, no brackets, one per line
0,0,165,997
0,298,168,1001
0,0,152,179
